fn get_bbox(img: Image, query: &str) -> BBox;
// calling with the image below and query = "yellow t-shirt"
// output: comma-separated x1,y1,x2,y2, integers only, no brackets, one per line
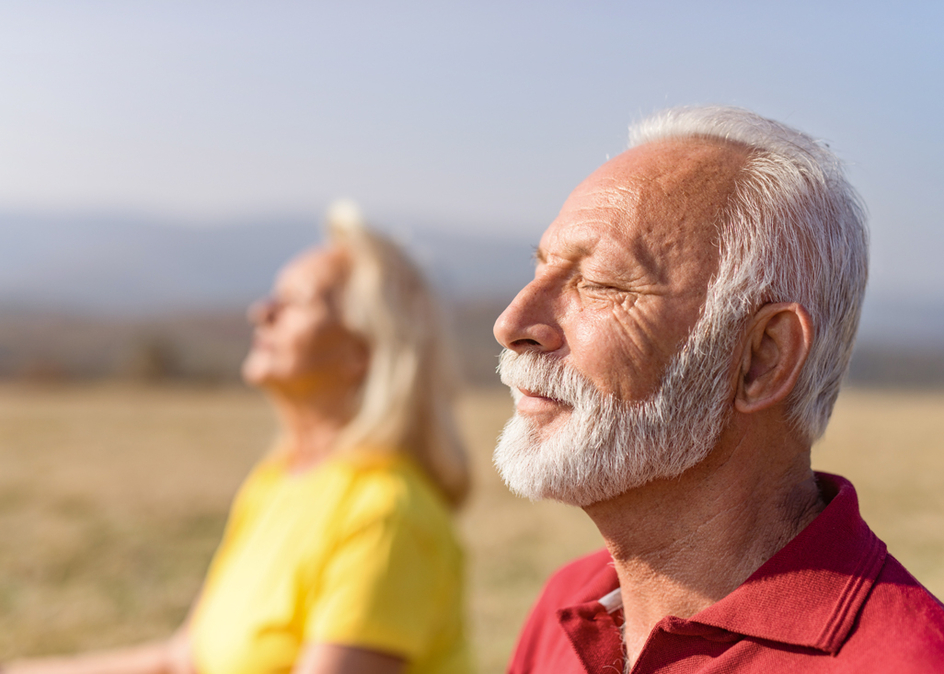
189,448,471,674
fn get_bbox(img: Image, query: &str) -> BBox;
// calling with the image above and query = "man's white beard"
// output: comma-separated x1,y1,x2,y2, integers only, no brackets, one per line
493,317,738,507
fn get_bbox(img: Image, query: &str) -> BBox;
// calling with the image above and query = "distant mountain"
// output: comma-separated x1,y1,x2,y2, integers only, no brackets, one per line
0,211,536,315
2,210,943,350
857,295,944,348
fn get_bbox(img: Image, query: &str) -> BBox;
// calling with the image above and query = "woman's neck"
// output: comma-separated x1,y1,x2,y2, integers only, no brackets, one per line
270,390,358,471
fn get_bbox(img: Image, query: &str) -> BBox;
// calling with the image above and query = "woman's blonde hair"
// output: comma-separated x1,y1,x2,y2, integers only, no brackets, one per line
325,199,471,508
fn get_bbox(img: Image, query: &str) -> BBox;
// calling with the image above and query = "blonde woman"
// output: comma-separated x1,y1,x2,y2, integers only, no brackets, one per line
8,201,472,674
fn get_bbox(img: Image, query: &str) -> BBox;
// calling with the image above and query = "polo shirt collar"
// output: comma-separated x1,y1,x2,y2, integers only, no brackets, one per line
556,472,886,666
690,472,887,653
555,553,623,672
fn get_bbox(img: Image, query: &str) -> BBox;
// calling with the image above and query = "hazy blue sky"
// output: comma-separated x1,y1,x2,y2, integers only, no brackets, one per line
1,1,942,303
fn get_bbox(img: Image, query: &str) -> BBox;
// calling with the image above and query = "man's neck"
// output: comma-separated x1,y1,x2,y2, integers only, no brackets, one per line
583,416,824,666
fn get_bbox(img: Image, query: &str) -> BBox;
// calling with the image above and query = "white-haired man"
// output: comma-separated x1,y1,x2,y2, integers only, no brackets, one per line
494,106,944,673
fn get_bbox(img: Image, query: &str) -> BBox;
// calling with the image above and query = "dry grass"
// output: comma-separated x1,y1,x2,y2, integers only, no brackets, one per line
0,384,274,656
0,384,942,672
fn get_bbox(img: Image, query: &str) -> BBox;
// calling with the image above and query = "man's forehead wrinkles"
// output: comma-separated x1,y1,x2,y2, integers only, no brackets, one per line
582,181,638,207
590,176,637,192
568,200,624,218
562,192,632,237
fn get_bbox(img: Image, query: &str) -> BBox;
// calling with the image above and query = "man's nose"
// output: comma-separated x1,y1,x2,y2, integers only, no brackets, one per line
493,278,563,353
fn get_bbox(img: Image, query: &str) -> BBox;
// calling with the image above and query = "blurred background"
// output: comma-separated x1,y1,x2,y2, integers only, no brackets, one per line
1,2,943,671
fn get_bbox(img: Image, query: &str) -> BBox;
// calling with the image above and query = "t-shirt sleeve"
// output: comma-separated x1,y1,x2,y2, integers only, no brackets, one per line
303,471,449,660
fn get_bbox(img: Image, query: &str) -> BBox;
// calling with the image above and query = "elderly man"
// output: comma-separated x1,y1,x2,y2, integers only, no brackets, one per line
493,106,944,673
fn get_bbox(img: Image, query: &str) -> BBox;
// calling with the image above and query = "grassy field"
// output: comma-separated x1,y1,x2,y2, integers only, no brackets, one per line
1,384,942,672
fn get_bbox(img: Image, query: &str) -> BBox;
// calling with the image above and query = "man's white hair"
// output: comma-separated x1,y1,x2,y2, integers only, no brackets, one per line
631,106,869,441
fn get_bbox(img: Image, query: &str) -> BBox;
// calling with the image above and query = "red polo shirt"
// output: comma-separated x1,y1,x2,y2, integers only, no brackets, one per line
508,473,944,673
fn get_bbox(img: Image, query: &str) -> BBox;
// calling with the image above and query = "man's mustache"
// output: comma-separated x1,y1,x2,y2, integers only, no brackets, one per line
498,349,592,407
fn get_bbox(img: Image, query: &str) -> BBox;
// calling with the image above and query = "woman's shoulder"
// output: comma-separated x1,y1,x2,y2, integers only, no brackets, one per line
326,449,454,534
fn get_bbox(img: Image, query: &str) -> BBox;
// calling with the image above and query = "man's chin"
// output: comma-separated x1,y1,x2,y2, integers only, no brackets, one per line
493,410,682,507
493,412,602,506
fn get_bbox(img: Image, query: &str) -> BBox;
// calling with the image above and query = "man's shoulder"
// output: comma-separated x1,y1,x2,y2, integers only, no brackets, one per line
875,552,944,609
862,552,944,636
831,551,944,671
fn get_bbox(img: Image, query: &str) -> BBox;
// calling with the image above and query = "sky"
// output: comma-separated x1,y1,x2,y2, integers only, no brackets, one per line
1,1,942,305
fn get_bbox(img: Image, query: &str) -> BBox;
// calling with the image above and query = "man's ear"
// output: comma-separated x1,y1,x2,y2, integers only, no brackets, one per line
735,302,814,414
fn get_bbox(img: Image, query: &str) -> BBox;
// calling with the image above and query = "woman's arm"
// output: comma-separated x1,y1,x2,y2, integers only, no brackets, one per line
292,643,404,674
4,628,194,674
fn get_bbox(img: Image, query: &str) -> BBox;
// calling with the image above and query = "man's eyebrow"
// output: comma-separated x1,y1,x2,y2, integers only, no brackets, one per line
534,242,593,265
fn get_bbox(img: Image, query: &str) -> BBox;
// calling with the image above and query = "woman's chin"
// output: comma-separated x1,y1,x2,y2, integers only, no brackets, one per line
240,359,270,388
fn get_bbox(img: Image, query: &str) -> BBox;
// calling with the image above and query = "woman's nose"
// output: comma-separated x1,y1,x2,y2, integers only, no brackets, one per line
247,297,277,325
